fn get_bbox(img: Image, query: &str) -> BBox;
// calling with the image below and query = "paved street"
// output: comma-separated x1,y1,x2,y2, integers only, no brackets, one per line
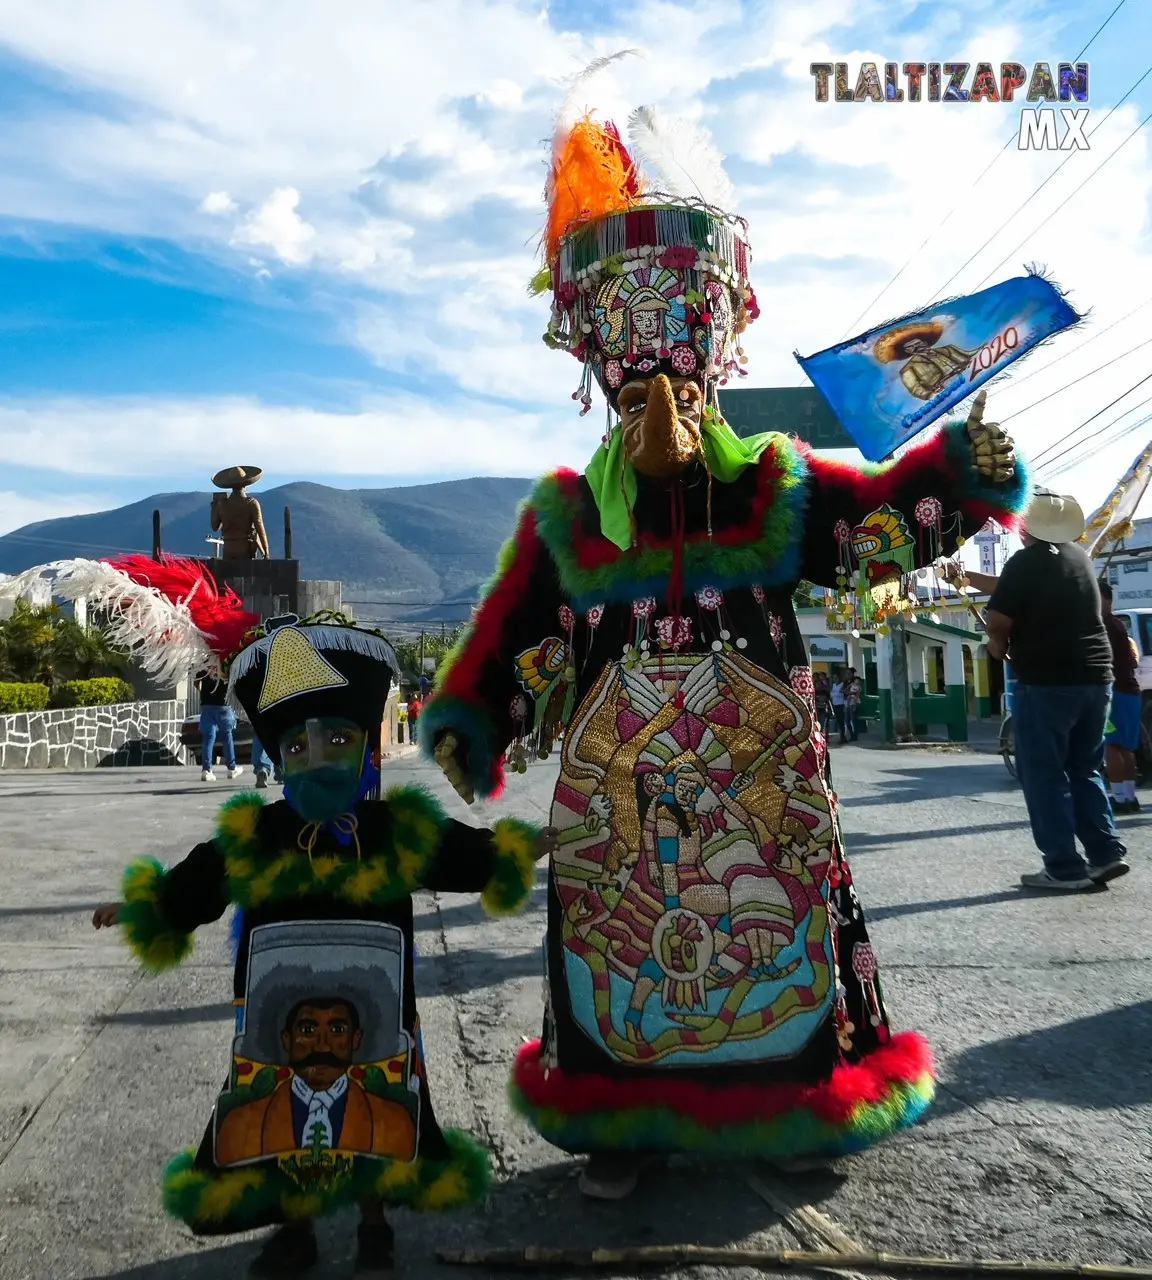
1,748,1150,1279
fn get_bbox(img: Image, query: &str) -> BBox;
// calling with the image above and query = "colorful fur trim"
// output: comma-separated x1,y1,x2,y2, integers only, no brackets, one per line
213,791,266,859
416,696,505,803
530,441,810,611
421,501,546,798
119,857,194,972
799,421,1031,533
481,817,541,916
219,785,451,910
162,1126,489,1233
508,1032,934,1158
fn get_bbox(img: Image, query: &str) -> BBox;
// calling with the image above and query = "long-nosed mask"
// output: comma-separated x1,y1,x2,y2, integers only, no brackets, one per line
618,374,705,478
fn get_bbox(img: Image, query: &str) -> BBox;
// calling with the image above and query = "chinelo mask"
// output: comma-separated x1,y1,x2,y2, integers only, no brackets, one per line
280,717,367,823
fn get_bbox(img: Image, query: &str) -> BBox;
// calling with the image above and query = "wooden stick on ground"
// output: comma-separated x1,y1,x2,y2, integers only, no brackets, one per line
436,1245,1152,1279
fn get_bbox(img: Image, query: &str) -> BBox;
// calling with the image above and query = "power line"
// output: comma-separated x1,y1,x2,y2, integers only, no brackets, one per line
1074,0,1131,62
995,296,1152,394
1030,372,1152,472
1002,335,1152,429
1041,407,1152,480
974,103,1152,289
928,60,1152,303
837,0,1130,337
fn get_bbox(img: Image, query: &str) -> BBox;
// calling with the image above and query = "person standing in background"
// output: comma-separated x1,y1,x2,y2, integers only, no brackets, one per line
249,733,282,790
830,670,848,744
196,672,243,783
1099,580,1142,814
406,690,422,745
981,489,1127,890
844,667,862,742
814,673,834,740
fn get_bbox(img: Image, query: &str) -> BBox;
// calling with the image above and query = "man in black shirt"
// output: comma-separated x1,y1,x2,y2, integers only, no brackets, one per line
983,490,1127,889
197,673,243,783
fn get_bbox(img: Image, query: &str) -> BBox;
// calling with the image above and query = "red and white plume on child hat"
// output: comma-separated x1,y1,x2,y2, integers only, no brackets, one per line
0,554,260,683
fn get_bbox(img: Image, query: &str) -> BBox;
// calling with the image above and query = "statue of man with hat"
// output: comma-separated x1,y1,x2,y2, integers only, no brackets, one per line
212,465,270,561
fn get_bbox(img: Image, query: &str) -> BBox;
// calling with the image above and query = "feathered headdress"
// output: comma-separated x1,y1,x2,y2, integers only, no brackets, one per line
0,554,260,684
532,55,759,414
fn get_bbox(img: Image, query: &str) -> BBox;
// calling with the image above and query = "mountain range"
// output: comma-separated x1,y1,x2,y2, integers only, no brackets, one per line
0,478,535,627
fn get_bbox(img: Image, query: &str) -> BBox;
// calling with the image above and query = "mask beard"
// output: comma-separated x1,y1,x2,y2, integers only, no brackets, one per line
283,766,362,822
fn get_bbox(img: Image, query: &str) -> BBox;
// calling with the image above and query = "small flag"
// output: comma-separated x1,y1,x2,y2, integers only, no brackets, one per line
796,271,1081,462
1079,439,1152,558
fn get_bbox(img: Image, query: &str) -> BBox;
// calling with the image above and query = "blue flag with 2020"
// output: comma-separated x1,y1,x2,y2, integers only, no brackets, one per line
795,272,1081,462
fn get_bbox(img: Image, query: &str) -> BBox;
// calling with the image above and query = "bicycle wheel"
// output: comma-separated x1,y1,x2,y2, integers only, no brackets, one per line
999,715,1017,781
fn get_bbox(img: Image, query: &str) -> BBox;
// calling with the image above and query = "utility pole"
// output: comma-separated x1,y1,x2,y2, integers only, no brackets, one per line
890,612,912,742
152,510,162,561
419,630,425,673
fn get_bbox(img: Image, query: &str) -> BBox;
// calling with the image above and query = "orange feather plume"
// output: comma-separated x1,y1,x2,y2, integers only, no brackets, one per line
545,115,643,262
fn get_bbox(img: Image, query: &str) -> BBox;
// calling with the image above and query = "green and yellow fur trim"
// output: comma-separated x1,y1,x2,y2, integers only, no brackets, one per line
481,817,539,916
162,1127,489,1232
218,786,449,910
119,857,195,972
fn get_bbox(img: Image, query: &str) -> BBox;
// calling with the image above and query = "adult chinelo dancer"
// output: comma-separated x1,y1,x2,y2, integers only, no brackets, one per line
420,81,1029,1199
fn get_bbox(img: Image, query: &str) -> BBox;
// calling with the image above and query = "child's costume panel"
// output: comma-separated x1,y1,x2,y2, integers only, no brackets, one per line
214,919,419,1189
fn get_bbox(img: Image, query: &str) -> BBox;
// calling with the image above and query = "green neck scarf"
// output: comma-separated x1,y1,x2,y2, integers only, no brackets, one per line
584,409,778,550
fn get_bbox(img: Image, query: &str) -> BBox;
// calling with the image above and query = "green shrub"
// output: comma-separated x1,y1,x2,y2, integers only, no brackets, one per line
52,678,135,709
0,682,50,714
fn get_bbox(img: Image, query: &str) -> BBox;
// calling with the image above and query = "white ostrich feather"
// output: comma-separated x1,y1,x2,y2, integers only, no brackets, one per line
0,559,219,684
626,104,735,211
552,49,641,164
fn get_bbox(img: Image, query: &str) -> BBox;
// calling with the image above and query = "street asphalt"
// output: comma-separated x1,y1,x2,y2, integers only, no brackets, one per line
0,745,1149,1280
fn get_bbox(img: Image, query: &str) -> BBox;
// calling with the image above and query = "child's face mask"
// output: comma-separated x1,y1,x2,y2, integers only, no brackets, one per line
280,718,367,822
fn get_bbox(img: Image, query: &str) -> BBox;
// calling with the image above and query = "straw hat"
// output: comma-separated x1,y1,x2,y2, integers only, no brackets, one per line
1022,487,1086,543
212,465,263,490
873,321,945,364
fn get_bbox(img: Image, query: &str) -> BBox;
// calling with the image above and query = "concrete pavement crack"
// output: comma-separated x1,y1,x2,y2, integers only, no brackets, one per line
427,890,512,1181
930,1080,1152,1235
0,968,144,1170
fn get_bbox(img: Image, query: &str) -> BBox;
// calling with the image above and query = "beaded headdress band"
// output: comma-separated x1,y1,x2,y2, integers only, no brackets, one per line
531,93,760,416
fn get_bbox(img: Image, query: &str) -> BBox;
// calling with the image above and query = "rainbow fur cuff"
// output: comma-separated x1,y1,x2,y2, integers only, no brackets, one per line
163,1127,489,1234
417,695,504,800
939,419,1031,520
482,817,541,916
119,857,194,972
509,1032,935,1159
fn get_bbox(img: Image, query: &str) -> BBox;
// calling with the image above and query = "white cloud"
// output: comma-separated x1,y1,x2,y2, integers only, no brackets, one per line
0,393,599,482
231,187,316,265
200,190,237,215
0,489,118,536
0,0,1145,518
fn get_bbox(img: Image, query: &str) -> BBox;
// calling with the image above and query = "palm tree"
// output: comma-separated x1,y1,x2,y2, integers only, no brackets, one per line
0,600,128,689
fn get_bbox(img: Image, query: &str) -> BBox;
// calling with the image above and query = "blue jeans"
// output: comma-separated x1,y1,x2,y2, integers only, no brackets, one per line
200,704,237,771
844,703,858,741
250,734,277,779
1013,682,1126,879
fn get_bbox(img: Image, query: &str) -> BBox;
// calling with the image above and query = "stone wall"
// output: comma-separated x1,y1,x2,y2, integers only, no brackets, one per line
0,700,188,769
299,579,349,618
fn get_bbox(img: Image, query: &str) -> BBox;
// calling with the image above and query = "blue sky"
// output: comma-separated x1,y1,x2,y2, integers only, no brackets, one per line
0,0,1148,545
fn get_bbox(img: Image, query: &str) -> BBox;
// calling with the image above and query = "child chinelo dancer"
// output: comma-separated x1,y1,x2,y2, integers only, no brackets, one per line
0,555,550,1278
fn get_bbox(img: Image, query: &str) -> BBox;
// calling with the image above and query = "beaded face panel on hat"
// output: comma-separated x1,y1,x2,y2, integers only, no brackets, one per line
546,205,758,417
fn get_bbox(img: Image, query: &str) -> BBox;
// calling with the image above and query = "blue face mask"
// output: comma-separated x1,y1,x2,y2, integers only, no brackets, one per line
282,765,363,824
